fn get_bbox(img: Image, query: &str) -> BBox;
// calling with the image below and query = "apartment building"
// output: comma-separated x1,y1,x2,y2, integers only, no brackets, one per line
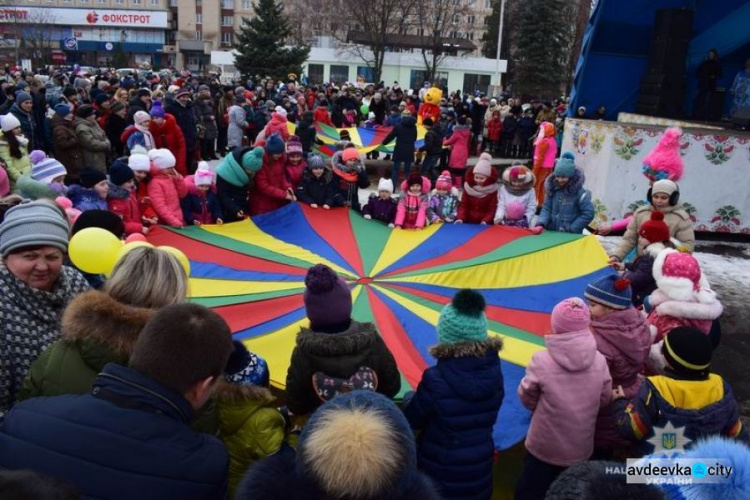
0,0,171,67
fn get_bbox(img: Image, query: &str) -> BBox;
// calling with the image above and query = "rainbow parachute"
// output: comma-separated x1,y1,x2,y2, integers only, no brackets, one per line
148,203,610,448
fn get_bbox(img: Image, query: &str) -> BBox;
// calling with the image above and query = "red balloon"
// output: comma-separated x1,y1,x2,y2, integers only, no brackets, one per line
125,233,148,243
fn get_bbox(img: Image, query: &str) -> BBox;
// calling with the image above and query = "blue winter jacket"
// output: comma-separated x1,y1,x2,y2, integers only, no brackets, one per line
68,184,108,212
403,338,504,500
0,363,229,499
537,168,594,233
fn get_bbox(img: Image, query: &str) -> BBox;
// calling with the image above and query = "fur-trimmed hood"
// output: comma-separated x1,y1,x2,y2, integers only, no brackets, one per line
213,378,274,404
106,182,132,200
545,167,586,195
296,321,379,356
61,290,154,358
650,289,723,321
429,337,503,359
501,165,536,194
399,174,431,194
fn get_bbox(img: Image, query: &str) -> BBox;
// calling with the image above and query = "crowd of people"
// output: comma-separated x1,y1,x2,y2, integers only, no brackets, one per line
0,66,747,500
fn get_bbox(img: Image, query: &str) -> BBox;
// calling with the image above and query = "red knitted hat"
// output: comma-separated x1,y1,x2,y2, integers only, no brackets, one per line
638,211,670,244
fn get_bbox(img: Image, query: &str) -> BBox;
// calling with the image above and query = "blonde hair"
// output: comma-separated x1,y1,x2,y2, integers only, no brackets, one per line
151,90,165,101
105,246,188,309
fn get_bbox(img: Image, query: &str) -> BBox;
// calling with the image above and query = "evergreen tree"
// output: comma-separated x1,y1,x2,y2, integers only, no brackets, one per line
234,0,310,81
512,0,573,97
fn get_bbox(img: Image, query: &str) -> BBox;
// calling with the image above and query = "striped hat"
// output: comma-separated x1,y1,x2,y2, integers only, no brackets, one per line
31,157,67,185
585,274,632,310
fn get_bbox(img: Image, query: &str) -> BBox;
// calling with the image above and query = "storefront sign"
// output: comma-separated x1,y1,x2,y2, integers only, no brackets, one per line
0,7,168,28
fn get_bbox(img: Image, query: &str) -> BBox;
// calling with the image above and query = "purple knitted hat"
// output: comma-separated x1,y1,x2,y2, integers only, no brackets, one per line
304,264,352,331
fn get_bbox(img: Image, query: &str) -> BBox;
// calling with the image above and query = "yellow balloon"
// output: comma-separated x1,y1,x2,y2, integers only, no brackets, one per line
158,245,191,276
68,228,123,275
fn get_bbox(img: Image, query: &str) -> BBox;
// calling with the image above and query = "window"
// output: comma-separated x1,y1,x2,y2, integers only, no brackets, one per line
307,63,324,84
462,73,491,94
80,0,89,4
449,30,457,38
195,30,202,40
62,0,71,3
98,0,106,3
452,14,459,24
468,32,474,40
241,0,250,8
356,66,374,82
196,13,202,24
221,0,234,8
169,31,177,41
221,16,233,26
170,0,177,5
151,0,159,5
114,0,123,4
221,31,232,45
132,0,141,5
409,69,428,90
468,15,475,25
484,0,491,8
330,64,349,83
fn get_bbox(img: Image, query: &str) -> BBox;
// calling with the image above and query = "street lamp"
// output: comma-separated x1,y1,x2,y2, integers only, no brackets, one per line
493,0,506,91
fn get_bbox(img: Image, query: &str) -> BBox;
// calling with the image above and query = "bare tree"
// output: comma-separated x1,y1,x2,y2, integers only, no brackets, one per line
414,0,473,82
0,7,57,68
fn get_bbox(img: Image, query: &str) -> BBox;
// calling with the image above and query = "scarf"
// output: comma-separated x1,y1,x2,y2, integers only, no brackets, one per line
0,266,90,417
463,181,498,199
504,182,533,197
135,124,155,149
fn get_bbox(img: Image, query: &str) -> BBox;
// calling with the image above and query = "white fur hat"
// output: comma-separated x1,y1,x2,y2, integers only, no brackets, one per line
128,146,151,172
377,178,394,193
274,106,288,117
652,249,712,302
148,148,176,170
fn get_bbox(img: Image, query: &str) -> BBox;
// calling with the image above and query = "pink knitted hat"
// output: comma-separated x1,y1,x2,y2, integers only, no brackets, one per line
551,297,591,334
473,153,493,177
642,127,684,182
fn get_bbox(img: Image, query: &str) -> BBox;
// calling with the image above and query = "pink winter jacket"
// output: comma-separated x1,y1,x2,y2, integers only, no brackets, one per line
518,329,612,466
395,177,430,229
591,307,651,448
443,125,471,168
147,166,188,226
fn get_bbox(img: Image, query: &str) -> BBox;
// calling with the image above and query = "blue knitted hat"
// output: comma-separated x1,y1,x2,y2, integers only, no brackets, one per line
553,151,577,178
224,340,269,387
265,133,285,155
585,274,632,310
437,289,488,344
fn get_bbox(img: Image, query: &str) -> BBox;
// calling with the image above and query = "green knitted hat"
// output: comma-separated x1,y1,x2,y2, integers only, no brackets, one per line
437,289,488,344
241,147,265,173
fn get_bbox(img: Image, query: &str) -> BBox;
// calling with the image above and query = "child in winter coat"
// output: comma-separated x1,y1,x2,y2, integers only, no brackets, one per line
107,160,146,236
427,170,460,224
146,148,188,227
249,134,295,216
532,121,558,205
516,298,612,499
295,154,339,209
613,211,675,306
331,145,370,212
443,116,471,188
537,152,595,234
495,164,537,227
486,110,503,155
584,275,652,457
456,153,498,225
285,264,400,418
29,152,68,197
68,168,109,212
216,341,286,498
613,327,748,456
181,163,223,226
362,178,397,226
128,146,158,227
216,146,264,222
403,289,504,499
647,249,723,351
284,135,306,190
395,172,430,230
419,118,443,182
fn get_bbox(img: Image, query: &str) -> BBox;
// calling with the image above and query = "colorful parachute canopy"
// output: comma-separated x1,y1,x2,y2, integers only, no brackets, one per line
313,122,427,156
147,203,610,449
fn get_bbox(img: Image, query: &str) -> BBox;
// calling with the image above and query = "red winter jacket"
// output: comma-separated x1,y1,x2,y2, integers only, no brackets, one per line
147,165,188,226
285,159,306,191
457,166,499,224
150,114,188,175
263,113,290,141
249,153,292,216
313,107,333,126
107,185,144,235
136,177,158,221
486,115,503,142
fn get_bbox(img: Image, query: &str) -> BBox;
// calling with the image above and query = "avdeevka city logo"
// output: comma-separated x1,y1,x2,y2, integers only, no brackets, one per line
647,421,692,456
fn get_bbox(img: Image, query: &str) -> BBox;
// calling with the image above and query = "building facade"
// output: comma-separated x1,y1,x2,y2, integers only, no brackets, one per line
0,2,171,68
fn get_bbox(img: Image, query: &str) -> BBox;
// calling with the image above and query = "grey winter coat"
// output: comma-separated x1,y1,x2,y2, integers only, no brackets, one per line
227,105,247,150
74,118,110,172
537,168,595,234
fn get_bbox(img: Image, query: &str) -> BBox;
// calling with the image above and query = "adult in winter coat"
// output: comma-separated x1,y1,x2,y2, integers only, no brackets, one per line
227,94,248,150
149,109,188,175
126,89,151,124
584,275,651,452
456,155,499,225
404,290,504,500
216,146,264,222
0,303,233,499
609,179,695,262
237,391,440,500
296,112,322,155
443,119,471,187
285,265,401,417
17,245,185,401
166,89,199,172
248,135,293,216
50,104,84,182
537,155,594,234
0,202,90,419
74,105,111,173
9,93,37,151
516,298,612,499
295,154,339,208
195,86,219,160
105,102,128,158
146,149,188,227
382,114,418,187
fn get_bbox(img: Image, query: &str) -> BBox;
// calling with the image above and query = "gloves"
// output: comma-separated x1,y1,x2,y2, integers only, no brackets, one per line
364,214,372,220
530,226,544,235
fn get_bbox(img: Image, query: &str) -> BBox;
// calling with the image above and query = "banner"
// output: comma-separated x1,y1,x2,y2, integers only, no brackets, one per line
0,7,168,28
